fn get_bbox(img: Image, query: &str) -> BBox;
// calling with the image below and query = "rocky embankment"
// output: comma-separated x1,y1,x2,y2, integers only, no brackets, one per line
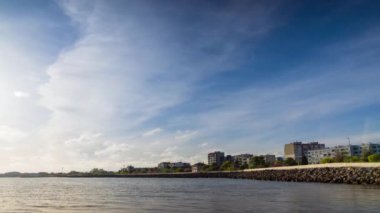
118,166,380,185
231,167,380,184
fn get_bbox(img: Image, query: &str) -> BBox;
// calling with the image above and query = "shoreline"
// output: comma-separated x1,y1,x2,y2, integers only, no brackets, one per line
2,163,380,184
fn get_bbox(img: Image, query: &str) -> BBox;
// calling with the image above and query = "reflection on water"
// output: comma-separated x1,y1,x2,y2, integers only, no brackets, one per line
0,178,379,212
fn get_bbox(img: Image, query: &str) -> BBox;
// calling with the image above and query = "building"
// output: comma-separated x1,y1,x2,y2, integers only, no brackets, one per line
284,142,302,162
158,162,171,169
225,155,233,162
263,154,276,165
158,162,190,169
307,143,380,164
170,162,191,168
191,163,205,173
284,141,325,163
362,143,380,154
208,151,225,166
232,154,253,166
307,146,349,164
126,165,134,172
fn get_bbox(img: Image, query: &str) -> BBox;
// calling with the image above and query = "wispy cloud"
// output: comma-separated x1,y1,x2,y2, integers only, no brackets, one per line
0,0,379,171
13,91,30,98
143,128,163,137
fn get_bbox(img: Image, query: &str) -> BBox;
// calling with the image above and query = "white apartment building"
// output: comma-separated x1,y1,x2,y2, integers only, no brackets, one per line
307,143,380,164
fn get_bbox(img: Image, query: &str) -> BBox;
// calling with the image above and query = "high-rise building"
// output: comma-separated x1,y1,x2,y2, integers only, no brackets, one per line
208,151,225,166
284,141,325,163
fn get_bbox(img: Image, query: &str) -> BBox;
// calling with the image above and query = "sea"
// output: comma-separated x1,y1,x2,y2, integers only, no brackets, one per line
0,178,379,212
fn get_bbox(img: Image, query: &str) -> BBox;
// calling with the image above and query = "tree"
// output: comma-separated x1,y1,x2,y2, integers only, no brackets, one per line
320,157,334,164
201,164,212,172
220,161,235,171
333,150,345,162
174,167,184,172
301,155,308,165
249,156,266,168
210,163,219,171
240,162,249,170
284,158,297,166
343,156,361,162
89,168,109,175
351,156,361,162
274,158,284,166
368,154,380,162
361,150,372,162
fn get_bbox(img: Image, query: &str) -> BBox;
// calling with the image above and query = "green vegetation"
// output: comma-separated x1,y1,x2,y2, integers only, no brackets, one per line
319,151,380,163
301,156,308,165
368,154,380,162
343,156,361,162
320,157,334,164
333,150,345,163
284,157,297,166
220,161,235,171
249,156,267,168
89,168,113,176
361,150,372,162
240,162,249,170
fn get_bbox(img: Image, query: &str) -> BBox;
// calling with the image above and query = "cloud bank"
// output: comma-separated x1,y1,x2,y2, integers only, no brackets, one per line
0,0,379,172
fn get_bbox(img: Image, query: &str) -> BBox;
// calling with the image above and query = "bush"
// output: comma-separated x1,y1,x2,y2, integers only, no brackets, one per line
284,158,297,166
351,156,361,162
320,157,334,164
249,156,267,168
368,154,380,162
220,161,235,171
343,156,361,162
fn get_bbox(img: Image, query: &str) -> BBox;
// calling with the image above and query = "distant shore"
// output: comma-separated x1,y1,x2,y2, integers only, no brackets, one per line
2,163,380,185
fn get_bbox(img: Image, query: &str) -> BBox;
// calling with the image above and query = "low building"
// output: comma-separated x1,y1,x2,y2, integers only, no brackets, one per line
208,151,225,166
307,143,380,164
192,163,205,173
263,154,276,165
362,143,380,154
232,154,253,166
126,165,134,172
170,162,190,168
307,145,358,164
158,162,171,169
158,162,190,169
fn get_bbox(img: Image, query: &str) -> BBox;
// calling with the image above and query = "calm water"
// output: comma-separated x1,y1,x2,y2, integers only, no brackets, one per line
0,178,379,212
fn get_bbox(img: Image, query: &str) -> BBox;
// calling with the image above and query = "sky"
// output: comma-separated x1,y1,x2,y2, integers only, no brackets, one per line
0,0,380,172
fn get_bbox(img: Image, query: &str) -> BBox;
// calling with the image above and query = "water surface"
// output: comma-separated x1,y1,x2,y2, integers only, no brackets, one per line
0,178,379,212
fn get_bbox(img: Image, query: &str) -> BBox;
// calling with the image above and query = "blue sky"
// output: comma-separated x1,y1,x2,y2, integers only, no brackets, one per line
0,0,380,172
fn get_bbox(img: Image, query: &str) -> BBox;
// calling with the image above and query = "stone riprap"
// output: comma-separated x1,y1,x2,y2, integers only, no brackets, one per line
113,165,380,185
60,163,380,185
232,167,380,184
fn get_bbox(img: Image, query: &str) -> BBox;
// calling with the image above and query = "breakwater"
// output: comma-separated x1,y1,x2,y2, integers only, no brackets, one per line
8,164,380,185
236,167,380,184
117,165,380,185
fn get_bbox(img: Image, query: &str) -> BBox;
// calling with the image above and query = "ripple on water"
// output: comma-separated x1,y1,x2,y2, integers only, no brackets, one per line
0,178,379,212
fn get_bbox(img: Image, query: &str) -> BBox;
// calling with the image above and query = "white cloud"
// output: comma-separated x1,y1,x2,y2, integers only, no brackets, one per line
143,128,163,137
0,1,378,172
0,125,27,142
199,142,208,148
13,91,30,98
175,130,199,141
